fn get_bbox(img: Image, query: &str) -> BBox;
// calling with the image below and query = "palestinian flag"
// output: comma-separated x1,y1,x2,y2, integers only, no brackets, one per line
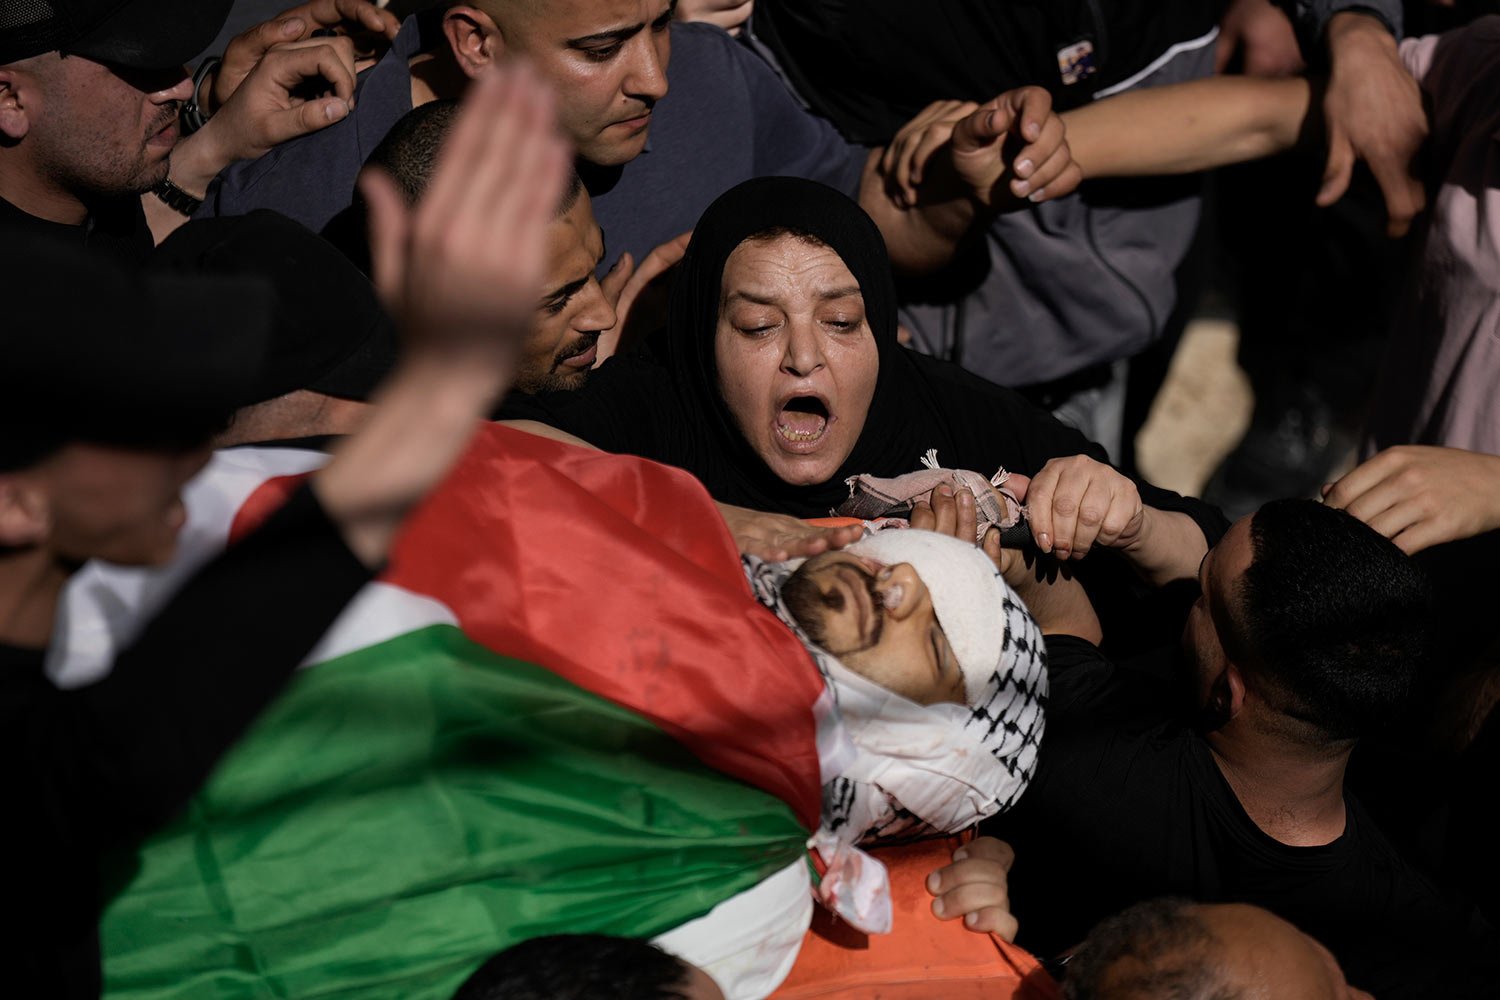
58,426,836,999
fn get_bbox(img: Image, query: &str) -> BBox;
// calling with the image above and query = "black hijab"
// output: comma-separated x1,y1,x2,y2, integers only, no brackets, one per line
498,177,1226,656
502,177,1220,538
661,175,967,516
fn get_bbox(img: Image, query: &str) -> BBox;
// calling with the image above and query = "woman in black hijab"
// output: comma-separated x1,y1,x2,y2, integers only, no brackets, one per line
501,178,1224,637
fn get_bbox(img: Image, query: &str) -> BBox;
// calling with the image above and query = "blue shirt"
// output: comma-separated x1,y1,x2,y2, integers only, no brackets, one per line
201,18,867,272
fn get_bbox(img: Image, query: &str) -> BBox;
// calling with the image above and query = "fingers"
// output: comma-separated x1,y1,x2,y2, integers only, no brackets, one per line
1024,457,1139,559
882,100,975,204
1007,86,1052,143
951,100,1012,152
263,38,358,104
1316,128,1356,208
982,525,1005,573
300,0,401,38
1214,34,1234,74
600,252,636,307
955,836,1015,868
1010,114,1068,201
358,165,409,306
702,0,754,33
1024,462,1058,555
1323,448,1402,511
926,838,1019,939
247,14,310,58
1368,155,1425,239
630,230,691,288
910,498,936,532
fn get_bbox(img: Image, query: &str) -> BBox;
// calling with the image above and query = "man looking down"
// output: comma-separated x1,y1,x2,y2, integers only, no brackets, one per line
971,493,1500,999
202,0,1079,279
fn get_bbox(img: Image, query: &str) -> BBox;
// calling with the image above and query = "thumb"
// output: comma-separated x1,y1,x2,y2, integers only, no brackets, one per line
1005,472,1031,502
358,166,410,309
951,102,1010,153
599,251,636,306
1316,130,1356,208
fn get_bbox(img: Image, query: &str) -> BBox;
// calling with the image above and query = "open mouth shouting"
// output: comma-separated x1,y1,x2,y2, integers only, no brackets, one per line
776,392,833,450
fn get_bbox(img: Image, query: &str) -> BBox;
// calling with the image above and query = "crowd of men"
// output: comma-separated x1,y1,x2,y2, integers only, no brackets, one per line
3,0,1500,997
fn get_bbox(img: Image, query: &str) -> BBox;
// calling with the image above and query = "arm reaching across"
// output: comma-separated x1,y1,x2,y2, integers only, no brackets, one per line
1321,9,1427,237
882,75,1313,209
1323,446,1500,554
1063,75,1312,178
861,88,1080,276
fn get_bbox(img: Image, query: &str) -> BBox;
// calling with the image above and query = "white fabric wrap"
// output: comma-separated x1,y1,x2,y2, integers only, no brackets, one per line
846,529,1008,705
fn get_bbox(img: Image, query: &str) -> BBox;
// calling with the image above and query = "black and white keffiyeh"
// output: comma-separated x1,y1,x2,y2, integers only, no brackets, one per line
742,542,1047,847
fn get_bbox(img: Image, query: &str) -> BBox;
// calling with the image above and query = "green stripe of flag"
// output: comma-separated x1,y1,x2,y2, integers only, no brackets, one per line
101,625,808,1000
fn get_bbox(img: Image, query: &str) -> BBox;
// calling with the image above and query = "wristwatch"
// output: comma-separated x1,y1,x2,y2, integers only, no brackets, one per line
152,178,204,216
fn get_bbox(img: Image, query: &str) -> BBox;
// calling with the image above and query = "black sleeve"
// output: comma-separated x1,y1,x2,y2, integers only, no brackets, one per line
66,482,373,845
1275,0,1403,56
1042,633,1119,716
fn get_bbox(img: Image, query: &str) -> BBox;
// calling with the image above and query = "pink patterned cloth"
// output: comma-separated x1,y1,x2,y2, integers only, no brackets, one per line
1365,21,1500,457
836,450,1026,544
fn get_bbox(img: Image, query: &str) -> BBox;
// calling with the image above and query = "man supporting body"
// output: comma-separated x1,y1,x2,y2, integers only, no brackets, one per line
975,495,1500,999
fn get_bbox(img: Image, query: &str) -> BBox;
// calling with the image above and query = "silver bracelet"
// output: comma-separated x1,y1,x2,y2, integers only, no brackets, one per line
181,56,221,136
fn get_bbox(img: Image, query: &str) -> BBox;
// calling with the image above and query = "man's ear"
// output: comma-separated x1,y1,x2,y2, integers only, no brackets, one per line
0,476,50,548
0,67,33,142
443,6,504,79
1217,663,1247,722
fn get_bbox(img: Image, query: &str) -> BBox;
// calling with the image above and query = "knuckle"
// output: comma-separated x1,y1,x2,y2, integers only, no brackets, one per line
1076,506,1103,527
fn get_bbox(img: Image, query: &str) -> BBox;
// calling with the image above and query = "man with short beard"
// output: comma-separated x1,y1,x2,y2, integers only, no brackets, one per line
201,0,1077,281
359,99,619,393
0,0,373,262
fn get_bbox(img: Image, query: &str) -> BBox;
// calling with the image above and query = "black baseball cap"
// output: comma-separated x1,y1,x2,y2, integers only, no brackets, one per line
0,228,274,471
0,0,234,69
150,210,399,405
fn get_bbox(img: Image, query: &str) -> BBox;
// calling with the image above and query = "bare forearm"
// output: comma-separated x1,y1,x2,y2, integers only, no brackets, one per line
1064,76,1311,179
1009,566,1103,645
314,351,512,566
144,126,235,244
859,149,978,276
1120,508,1209,587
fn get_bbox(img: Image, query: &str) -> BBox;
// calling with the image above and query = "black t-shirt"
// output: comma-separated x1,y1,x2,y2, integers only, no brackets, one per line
988,635,1500,1000
1,484,373,998
0,192,154,268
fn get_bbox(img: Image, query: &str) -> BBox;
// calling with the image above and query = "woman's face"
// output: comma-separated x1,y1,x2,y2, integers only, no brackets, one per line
714,234,879,485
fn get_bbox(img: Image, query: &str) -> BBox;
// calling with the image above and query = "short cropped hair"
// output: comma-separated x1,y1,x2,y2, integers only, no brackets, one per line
1228,499,1434,743
451,935,694,1000
1063,898,1239,1000
366,98,584,214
